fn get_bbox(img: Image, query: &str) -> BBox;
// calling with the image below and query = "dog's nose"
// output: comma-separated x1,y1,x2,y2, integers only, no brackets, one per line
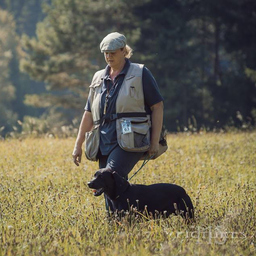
87,181,93,188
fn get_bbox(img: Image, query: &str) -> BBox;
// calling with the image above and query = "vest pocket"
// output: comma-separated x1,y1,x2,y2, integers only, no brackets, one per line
117,117,151,152
129,86,136,98
134,132,149,148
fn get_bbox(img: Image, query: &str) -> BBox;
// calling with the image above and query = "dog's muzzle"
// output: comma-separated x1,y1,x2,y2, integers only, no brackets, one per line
93,188,104,196
87,181,104,196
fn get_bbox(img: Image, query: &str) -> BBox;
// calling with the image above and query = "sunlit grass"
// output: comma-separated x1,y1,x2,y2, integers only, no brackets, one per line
0,132,255,255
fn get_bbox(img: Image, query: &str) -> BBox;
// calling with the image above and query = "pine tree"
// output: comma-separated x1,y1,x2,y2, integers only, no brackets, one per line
134,0,256,130
0,0,47,133
133,0,204,130
0,9,19,134
20,0,148,129
0,0,46,36
18,0,256,131
194,0,256,128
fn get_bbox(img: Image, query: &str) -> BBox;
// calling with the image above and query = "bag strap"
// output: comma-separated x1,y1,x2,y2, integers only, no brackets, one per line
93,112,148,125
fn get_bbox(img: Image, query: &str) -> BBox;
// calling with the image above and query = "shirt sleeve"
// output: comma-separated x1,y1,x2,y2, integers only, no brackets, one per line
142,66,164,108
84,89,92,111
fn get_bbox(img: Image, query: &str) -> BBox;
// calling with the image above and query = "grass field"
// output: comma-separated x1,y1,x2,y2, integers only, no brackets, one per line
0,132,255,255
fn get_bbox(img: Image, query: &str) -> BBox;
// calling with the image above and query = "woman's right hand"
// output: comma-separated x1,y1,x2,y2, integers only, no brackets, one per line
72,111,93,166
72,146,82,166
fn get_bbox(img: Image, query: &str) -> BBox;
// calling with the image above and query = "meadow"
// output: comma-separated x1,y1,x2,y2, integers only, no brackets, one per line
0,132,255,255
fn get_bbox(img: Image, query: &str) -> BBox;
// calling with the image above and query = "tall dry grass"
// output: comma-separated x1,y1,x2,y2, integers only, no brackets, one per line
0,132,255,255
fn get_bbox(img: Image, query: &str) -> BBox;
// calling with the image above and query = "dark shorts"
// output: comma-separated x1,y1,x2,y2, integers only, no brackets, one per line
98,146,144,178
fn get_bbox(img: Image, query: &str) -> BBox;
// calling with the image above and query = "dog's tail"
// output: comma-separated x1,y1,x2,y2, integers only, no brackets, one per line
178,194,194,221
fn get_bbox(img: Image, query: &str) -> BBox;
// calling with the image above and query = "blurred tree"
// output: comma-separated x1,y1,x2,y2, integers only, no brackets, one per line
133,0,210,130
245,67,256,126
222,0,256,126
17,0,256,132
0,9,18,133
134,0,256,130
0,0,46,36
0,0,47,134
20,0,148,130
194,0,256,128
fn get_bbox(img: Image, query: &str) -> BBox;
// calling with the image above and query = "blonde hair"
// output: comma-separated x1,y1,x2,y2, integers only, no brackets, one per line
123,44,133,59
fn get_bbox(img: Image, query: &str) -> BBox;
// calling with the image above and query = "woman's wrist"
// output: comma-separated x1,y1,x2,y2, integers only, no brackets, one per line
75,137,85,148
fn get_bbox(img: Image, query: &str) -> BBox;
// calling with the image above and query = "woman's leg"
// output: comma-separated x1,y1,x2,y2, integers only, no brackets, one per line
98,146,144,213
104,146,144,178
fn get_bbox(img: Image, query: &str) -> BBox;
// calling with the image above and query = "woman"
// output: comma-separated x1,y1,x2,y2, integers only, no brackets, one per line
72,32,163,191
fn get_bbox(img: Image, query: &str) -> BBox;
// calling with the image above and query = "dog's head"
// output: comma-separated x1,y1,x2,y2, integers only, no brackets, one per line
87,168,130,199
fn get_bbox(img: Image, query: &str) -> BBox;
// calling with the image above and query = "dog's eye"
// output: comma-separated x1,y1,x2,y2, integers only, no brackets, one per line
95,173,102,179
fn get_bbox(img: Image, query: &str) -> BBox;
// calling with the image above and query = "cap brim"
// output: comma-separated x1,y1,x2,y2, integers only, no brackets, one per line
101,49,118,53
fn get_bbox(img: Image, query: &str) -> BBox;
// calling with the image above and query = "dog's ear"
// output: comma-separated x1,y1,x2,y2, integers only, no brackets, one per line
112,171,130,197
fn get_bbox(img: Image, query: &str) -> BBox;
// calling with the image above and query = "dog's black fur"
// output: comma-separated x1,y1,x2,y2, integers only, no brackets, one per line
88,168,194,220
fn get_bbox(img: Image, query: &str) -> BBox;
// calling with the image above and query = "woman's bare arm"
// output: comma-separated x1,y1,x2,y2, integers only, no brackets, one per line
72,111,93,166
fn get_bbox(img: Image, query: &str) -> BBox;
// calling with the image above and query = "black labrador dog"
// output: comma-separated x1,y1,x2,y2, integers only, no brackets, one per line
88,168,194,220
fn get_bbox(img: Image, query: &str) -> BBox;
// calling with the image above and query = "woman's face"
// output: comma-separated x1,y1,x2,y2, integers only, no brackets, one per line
104,48,125,69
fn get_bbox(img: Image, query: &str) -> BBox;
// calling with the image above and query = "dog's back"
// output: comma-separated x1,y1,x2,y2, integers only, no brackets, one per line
114,183,194,219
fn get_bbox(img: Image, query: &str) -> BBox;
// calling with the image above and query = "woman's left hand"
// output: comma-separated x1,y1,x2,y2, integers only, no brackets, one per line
148,141,159,157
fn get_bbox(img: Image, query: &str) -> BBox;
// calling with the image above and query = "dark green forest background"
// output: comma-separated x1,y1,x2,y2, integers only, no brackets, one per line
0,0,256,137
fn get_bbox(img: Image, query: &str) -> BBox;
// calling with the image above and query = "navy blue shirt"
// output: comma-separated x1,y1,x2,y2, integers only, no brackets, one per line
85,59,163,155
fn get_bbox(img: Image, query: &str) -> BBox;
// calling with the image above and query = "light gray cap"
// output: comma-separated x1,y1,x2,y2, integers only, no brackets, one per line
100,32,126,52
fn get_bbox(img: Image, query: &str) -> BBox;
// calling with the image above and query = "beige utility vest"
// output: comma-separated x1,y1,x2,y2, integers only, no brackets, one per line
87,63,151,156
